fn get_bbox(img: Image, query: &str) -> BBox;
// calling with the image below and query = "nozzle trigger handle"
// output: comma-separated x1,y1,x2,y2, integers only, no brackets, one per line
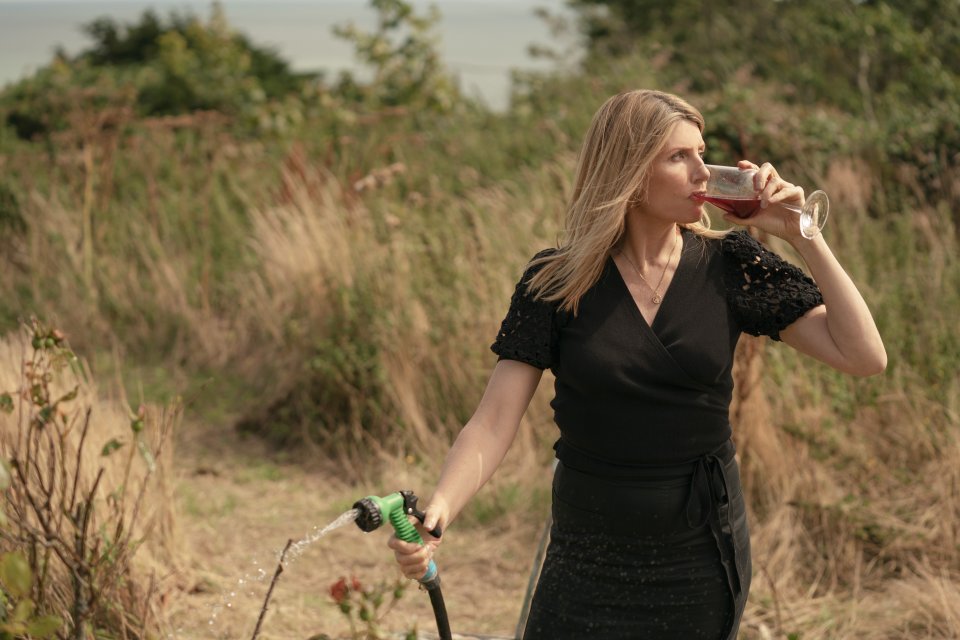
400,490,442,538
410,508,443,539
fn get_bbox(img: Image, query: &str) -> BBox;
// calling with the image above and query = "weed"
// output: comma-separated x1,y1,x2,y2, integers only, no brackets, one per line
323,575,412,640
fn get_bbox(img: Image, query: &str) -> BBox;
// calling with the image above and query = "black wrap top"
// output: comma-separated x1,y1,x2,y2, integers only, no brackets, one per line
491,229,823,467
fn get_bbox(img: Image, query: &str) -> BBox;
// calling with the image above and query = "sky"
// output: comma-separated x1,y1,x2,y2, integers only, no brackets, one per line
0,0,550,3
0,0,577,110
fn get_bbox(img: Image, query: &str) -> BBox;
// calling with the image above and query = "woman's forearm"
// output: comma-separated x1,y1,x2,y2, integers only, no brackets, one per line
426,359,543,527
790,234,887,375
430,416,520,525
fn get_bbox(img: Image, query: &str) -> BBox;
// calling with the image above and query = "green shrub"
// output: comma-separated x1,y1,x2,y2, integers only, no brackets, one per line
0,3,310,138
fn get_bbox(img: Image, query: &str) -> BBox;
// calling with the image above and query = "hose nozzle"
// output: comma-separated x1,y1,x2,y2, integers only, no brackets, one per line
352,490,442,587
353,496,384,532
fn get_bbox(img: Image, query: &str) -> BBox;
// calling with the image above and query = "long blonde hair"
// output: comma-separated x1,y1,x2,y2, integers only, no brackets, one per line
527,89,723,314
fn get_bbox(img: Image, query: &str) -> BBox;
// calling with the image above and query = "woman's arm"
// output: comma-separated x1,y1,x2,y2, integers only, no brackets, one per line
737,161,887,376
778,234,886,376
428,358,545,525
389,358,544,579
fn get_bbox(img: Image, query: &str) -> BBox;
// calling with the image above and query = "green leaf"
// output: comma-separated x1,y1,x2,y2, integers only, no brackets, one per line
11,598,34,623
0,552,32,599
0,621,27,636
35,406,54,426
0,393,13,414
358,604,371,622
137,438,155,472
57,386,79,404
101,438,124,457
27,615,63,638
0,458,11,491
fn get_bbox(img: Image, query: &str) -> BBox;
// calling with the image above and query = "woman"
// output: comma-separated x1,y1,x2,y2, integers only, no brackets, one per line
389,89,886,639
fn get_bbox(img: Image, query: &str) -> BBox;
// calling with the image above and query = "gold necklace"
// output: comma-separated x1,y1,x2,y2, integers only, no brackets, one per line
619,229,679,305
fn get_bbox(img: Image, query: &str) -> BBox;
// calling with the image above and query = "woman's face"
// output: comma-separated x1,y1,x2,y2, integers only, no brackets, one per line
636,120,709,225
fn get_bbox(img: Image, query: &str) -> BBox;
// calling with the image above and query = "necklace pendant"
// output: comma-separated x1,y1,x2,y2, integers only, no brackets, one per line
652,293,662,304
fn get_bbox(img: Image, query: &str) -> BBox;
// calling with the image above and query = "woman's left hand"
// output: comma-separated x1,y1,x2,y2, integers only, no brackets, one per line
727,160,807,242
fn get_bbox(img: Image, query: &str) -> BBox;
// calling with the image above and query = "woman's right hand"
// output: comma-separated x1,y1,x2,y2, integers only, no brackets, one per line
387,498,449,580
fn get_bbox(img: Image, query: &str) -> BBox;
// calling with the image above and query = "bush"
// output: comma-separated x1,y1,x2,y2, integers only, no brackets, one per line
0,3,310,139
0,320,179,638
332,0,461,113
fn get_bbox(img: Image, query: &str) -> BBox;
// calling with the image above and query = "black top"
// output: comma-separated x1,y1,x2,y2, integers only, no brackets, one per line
491,230,824,467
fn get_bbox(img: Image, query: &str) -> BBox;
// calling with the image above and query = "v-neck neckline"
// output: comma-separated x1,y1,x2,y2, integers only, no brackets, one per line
609,229,690,336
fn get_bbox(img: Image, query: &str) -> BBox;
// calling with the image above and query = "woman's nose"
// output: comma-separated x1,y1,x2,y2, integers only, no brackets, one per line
693,159,710,182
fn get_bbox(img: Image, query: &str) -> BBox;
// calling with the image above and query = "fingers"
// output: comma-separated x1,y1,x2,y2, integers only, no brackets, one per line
761,179,804,209
386,497,450,581
753,162,803,208
768,183,804,207
388,534,437,580
754,162,778,202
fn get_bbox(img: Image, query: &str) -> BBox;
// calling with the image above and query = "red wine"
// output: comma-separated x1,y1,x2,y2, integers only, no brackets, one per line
695,195,761,218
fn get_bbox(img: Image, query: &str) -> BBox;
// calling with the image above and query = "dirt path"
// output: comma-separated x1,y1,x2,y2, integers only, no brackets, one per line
160,420,549,640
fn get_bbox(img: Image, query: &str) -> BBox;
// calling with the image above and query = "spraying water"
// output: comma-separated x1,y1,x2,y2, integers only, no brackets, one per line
205,508,360,634
284,507,359,565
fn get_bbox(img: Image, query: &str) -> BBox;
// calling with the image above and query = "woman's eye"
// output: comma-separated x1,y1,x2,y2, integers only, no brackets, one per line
671,150,705,161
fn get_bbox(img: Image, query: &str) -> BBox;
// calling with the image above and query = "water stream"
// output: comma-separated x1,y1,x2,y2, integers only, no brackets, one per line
284,507,360,566
203,508,360,636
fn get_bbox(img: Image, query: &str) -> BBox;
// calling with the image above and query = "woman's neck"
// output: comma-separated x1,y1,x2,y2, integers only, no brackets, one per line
619,221,680,267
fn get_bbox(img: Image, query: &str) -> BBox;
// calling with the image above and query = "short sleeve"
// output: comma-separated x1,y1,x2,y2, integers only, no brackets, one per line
490,249,559,370
722,231,824,341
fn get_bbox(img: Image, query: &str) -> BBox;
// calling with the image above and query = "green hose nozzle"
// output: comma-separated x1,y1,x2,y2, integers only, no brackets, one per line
353,490,443,586
352,490,452,640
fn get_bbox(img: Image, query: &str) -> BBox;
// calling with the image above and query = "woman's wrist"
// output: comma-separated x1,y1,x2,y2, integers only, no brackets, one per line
787,228,829,260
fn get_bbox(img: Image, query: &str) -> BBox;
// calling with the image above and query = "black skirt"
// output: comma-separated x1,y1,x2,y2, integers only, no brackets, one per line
522,440,751,640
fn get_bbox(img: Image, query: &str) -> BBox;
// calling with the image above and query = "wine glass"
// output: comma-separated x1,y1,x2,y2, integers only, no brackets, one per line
695,164,829,239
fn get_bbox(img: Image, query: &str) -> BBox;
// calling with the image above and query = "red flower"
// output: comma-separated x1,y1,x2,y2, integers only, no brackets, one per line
330,575,363,604
330,577,348,604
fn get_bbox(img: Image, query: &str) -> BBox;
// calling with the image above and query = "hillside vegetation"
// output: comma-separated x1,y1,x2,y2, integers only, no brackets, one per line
1,0,958,637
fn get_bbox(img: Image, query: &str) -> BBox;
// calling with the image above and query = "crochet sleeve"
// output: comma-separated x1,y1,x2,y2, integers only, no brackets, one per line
722,231,824,341
490,249,559,370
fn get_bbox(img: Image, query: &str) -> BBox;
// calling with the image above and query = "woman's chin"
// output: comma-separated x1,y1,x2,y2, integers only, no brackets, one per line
682,205,706,224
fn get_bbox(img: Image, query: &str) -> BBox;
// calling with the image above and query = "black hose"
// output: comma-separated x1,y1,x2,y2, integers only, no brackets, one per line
424,580,452,640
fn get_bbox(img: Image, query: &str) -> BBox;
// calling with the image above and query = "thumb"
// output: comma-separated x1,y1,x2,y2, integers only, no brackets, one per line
422,500,448,535
423,507,440,533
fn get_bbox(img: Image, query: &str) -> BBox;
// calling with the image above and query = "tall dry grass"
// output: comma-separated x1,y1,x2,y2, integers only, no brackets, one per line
225,150,567,476
732,161,960,638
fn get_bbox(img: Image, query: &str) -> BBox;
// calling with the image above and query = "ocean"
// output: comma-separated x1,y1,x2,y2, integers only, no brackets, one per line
0,0,578,110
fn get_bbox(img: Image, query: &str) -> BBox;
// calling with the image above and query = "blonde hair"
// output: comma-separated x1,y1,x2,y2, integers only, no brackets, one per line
527,89,725,314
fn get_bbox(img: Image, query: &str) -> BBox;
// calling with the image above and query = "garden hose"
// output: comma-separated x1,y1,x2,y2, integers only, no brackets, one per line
353,490,451,640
